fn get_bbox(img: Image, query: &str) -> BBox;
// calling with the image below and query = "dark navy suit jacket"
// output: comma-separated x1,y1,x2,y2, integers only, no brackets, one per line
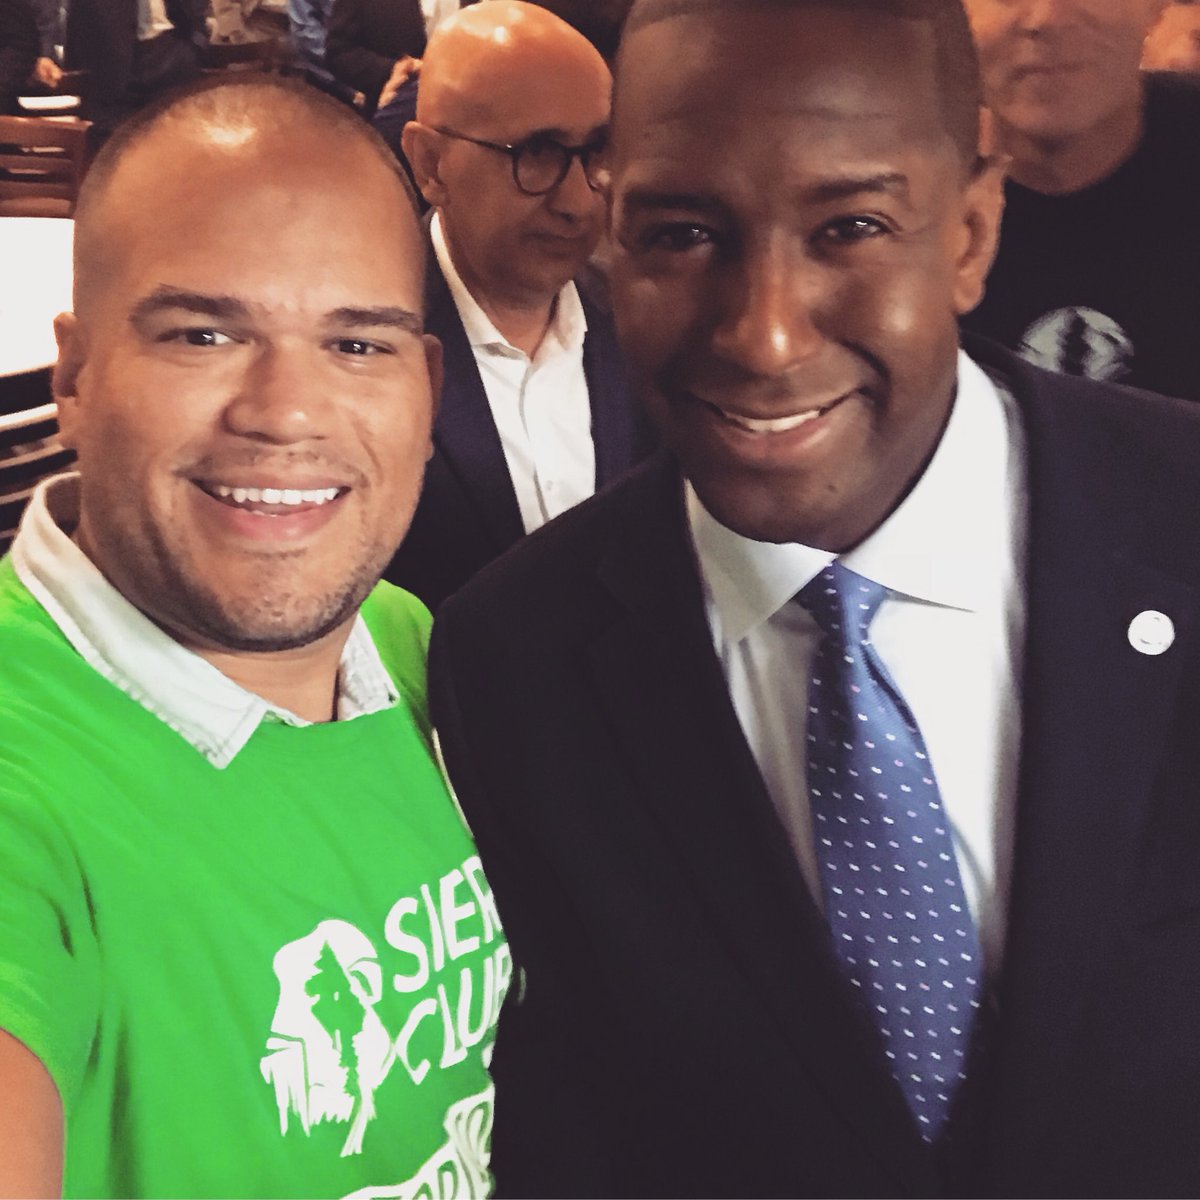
384,237,651,612
430,337,1200,1197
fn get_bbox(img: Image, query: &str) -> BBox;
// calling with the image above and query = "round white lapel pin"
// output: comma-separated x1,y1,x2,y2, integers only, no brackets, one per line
1128,610,1175,656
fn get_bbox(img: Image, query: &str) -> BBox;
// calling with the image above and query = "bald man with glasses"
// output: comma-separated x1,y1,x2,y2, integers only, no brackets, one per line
381,0,650,611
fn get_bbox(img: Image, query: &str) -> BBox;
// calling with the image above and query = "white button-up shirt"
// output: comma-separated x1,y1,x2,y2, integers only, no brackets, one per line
137,0,175,41
431,212,595,535
688,351,1028,976
11,475,399,769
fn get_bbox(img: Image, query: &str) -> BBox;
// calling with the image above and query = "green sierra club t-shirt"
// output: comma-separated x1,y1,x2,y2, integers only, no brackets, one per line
0,558,509,1198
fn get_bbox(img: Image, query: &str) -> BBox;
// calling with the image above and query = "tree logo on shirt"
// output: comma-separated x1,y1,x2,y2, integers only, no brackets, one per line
1018,306,1134,383
261,920,396,1157
259,854,510,1163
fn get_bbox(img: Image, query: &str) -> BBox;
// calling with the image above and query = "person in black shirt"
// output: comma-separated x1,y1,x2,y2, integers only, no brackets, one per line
962,0,1200,402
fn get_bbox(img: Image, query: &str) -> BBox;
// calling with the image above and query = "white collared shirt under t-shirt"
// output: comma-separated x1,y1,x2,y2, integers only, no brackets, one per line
688,351,1029,978
10,474,399,769
431,211,595,536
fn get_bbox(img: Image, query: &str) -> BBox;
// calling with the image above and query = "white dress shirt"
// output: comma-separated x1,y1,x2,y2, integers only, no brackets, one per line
689,351,1028,976
431,212,595,535
137,0,175,41
10,475,399,769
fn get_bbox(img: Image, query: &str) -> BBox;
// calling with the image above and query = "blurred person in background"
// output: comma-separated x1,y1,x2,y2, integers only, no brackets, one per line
531,0,632,63
287,0,340,88
962,0,1200,401
65,0,207,135
1,0,39,112
210,0,289,44
1,0,61,110
22,0,60,87
1142,0,1200,72
211,0,259,42
326,0,461,115
383,0,649,611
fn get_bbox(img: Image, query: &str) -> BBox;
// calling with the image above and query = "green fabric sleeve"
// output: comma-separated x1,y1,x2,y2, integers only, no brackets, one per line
0,766,102,1113
361,581,434,737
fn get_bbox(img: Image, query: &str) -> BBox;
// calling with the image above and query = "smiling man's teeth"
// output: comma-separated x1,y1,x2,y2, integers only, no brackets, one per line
718,406,826,434
208,484,342,506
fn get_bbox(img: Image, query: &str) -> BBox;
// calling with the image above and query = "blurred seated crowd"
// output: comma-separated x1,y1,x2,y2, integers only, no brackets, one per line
1,0,628,125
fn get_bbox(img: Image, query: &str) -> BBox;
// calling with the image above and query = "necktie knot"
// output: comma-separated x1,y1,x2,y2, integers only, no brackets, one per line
797,562,888,644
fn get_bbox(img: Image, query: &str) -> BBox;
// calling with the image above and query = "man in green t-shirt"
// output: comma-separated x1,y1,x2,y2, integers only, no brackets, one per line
0,74,509,1198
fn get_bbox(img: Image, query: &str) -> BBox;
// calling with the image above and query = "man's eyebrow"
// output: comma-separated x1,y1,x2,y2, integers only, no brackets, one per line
129,287,252,325
325,306,424,334
619,173,913,217
126,289,423,335
801,172,912,204
619,189,726,217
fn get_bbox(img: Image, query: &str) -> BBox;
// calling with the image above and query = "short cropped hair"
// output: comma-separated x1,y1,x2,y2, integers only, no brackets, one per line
619,0,982,166
72,75,421,314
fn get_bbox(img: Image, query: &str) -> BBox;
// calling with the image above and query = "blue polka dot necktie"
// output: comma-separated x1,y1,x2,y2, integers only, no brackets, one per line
797,562,983,1141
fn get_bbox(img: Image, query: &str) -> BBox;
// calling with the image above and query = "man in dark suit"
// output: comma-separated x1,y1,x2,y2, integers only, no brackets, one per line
0,0,39,113
324,0,428,113
429,0,1200,1195
65,0,205,134
383,1,647,611
0,0,60,111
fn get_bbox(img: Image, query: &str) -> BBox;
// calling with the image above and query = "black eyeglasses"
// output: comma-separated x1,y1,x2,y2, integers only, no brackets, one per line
432,125,610,196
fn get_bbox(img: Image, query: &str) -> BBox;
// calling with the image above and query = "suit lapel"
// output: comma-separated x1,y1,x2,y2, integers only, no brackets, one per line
583,456,941,1193
424,245,525,554
979,353,1200,1170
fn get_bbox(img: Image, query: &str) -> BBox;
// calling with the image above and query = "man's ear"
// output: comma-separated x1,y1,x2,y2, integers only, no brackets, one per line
51,311,85,450
402,121,448,208
952,154,1007,317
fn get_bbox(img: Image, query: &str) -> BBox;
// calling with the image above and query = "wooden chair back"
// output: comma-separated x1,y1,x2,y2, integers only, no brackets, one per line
0,403,75,555
0,116,92,218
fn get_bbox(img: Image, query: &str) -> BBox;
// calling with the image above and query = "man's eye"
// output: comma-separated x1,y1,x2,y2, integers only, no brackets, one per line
818,216,890,244
334,338,386,356
171,328,233,347
638,223,715,254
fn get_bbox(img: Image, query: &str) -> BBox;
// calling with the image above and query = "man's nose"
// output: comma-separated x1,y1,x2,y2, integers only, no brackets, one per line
710,245,825,379
222,344,332,443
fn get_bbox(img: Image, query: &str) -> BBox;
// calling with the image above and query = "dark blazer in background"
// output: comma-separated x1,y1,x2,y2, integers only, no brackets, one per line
65,0,205,116
0,0,39,113
384,243,652,612
324,0,425,108
429,337,1200,1198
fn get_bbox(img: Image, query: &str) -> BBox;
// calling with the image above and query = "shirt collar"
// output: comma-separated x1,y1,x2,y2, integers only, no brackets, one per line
430,209,587,357
10,475,400,769
688,350,1021,643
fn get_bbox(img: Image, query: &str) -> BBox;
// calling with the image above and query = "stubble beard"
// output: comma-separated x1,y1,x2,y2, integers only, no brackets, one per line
141,529,389,654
